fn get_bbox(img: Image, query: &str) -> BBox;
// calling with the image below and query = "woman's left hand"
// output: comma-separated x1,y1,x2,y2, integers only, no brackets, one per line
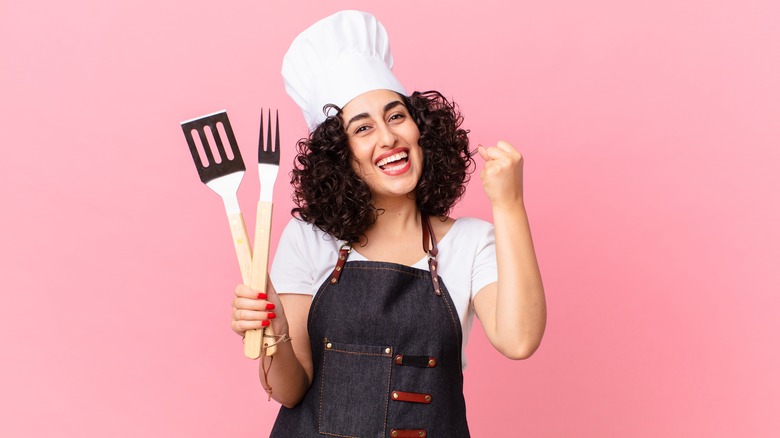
477,141,524,208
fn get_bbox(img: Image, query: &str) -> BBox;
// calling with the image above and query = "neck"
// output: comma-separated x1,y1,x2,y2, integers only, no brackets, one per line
361,196,420,244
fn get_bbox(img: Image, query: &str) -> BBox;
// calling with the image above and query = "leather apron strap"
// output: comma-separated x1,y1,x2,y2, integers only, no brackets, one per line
329,215,443,296
421,215,442,296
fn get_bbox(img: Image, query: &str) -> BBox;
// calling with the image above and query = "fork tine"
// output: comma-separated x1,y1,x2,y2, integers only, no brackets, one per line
274,110,280,160
266,108,272,153
258,108,280,164
258,108,265,158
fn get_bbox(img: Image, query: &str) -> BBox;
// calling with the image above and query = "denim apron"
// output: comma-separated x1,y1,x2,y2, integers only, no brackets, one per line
270,216,470,437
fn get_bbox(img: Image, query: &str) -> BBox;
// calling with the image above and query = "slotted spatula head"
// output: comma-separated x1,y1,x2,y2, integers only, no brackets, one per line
181,110,246,184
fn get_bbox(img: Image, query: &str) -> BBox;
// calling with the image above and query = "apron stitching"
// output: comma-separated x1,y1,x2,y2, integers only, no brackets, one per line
435,280,465,370
326,349,392,357
318,343,394,437
317,343,328,435
346,266,427,278
383,352,393,436
319,431,359,438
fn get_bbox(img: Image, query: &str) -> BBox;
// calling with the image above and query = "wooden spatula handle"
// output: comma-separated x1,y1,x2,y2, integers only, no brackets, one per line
244,201,277,359
227,213,253,285
226,212,266,359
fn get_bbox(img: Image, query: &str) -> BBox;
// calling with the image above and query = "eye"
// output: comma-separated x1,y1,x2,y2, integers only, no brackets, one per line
388,112,406,123
354,124,371,134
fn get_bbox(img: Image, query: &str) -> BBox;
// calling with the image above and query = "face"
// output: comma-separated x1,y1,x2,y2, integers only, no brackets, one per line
341,89,423,202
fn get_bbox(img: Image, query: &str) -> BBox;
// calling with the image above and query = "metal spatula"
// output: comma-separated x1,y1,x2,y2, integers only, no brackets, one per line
181,111,253,293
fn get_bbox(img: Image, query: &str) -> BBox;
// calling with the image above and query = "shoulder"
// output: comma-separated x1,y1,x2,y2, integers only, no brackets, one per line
448,217,494,242
280,217,342,246
431,216,492,239
272,218,344,295
436,216,495,260
453,216,493,231
276,217,345,268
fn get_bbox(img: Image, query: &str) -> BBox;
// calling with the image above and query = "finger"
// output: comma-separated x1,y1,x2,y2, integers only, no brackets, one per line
484,144,515,162
234,297,275,311
481,164,500,179
233,319,267,333
233,308,277,322
495,140,516,153
233,284,256,298
234,284,268,300
477,145,490,161
495,140,523,161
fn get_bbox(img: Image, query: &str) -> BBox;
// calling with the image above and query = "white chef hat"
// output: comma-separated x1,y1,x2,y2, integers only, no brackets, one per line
282,10,407,131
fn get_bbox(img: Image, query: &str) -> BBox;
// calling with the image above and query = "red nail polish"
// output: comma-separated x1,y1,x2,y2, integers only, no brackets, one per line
257,293,267,300
266,303,276,310
268,312,276,319
262,320,270,327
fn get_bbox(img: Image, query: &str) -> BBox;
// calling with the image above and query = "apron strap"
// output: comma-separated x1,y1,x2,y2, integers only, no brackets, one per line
328,242,352,284
329,216,442,296
421,215,443,296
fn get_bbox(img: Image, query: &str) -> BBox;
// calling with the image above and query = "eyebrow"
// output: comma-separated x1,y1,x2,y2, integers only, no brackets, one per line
345,100,405,131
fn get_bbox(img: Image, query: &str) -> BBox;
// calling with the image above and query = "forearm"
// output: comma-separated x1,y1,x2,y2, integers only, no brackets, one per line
232,281,314,408
491,202,546,358
258,318,311,407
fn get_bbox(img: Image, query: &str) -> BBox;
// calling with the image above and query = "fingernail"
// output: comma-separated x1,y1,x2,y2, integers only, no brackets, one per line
257,293,267,300
262,320,270,327
266,303,276,310
268,312,277,319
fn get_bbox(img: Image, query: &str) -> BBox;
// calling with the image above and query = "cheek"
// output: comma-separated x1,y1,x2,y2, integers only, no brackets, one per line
350,147,371,170
412,139,424,165
349,153,376,180
349,157,363,176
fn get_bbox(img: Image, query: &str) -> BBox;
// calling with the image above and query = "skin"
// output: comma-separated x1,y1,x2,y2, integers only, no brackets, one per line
231,89,546,407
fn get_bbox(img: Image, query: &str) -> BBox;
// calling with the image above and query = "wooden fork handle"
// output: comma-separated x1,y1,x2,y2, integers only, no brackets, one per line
244,201,276,359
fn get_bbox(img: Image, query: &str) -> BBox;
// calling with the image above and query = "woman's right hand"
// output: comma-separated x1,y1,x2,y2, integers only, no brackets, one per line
231,283,284,336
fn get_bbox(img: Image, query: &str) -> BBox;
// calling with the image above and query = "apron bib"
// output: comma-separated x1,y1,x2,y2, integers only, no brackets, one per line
271,217,470,437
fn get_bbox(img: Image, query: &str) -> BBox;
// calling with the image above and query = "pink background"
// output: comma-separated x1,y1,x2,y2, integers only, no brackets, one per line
2,0,778,436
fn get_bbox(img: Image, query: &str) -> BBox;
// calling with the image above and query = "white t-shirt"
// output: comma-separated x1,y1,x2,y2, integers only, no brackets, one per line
270,217,497,368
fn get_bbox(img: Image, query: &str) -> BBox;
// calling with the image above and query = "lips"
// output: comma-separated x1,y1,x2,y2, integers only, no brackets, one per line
376,151,408,168
375,148,410,175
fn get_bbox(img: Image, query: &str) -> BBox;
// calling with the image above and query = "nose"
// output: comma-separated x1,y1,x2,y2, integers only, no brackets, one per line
376,122,397,148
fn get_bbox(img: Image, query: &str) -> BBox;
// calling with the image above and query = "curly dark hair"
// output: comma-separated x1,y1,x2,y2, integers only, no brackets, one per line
290,90,474,243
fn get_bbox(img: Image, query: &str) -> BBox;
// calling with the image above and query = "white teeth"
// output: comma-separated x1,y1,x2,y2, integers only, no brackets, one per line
376,151,408,168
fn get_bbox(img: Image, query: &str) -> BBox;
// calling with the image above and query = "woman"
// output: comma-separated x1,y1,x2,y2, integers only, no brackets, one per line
231,10,546,437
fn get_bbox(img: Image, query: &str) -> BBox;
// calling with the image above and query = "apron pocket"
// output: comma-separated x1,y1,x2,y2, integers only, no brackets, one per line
319,340,393,437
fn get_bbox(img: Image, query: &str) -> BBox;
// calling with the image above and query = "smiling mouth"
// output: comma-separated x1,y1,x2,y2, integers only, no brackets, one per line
376,151,409,171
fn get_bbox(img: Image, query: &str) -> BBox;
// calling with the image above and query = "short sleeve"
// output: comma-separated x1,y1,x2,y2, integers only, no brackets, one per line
270,219,317,295
471,224,497,300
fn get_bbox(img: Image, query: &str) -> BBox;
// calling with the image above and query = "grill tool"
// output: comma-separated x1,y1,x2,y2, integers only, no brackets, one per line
181,110,279,359
245,109,281,358
181,111,252,284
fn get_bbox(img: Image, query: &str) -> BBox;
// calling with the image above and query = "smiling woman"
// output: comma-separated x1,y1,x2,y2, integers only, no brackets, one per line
343,91,424,204
291,89,471,243
229,9,546,437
